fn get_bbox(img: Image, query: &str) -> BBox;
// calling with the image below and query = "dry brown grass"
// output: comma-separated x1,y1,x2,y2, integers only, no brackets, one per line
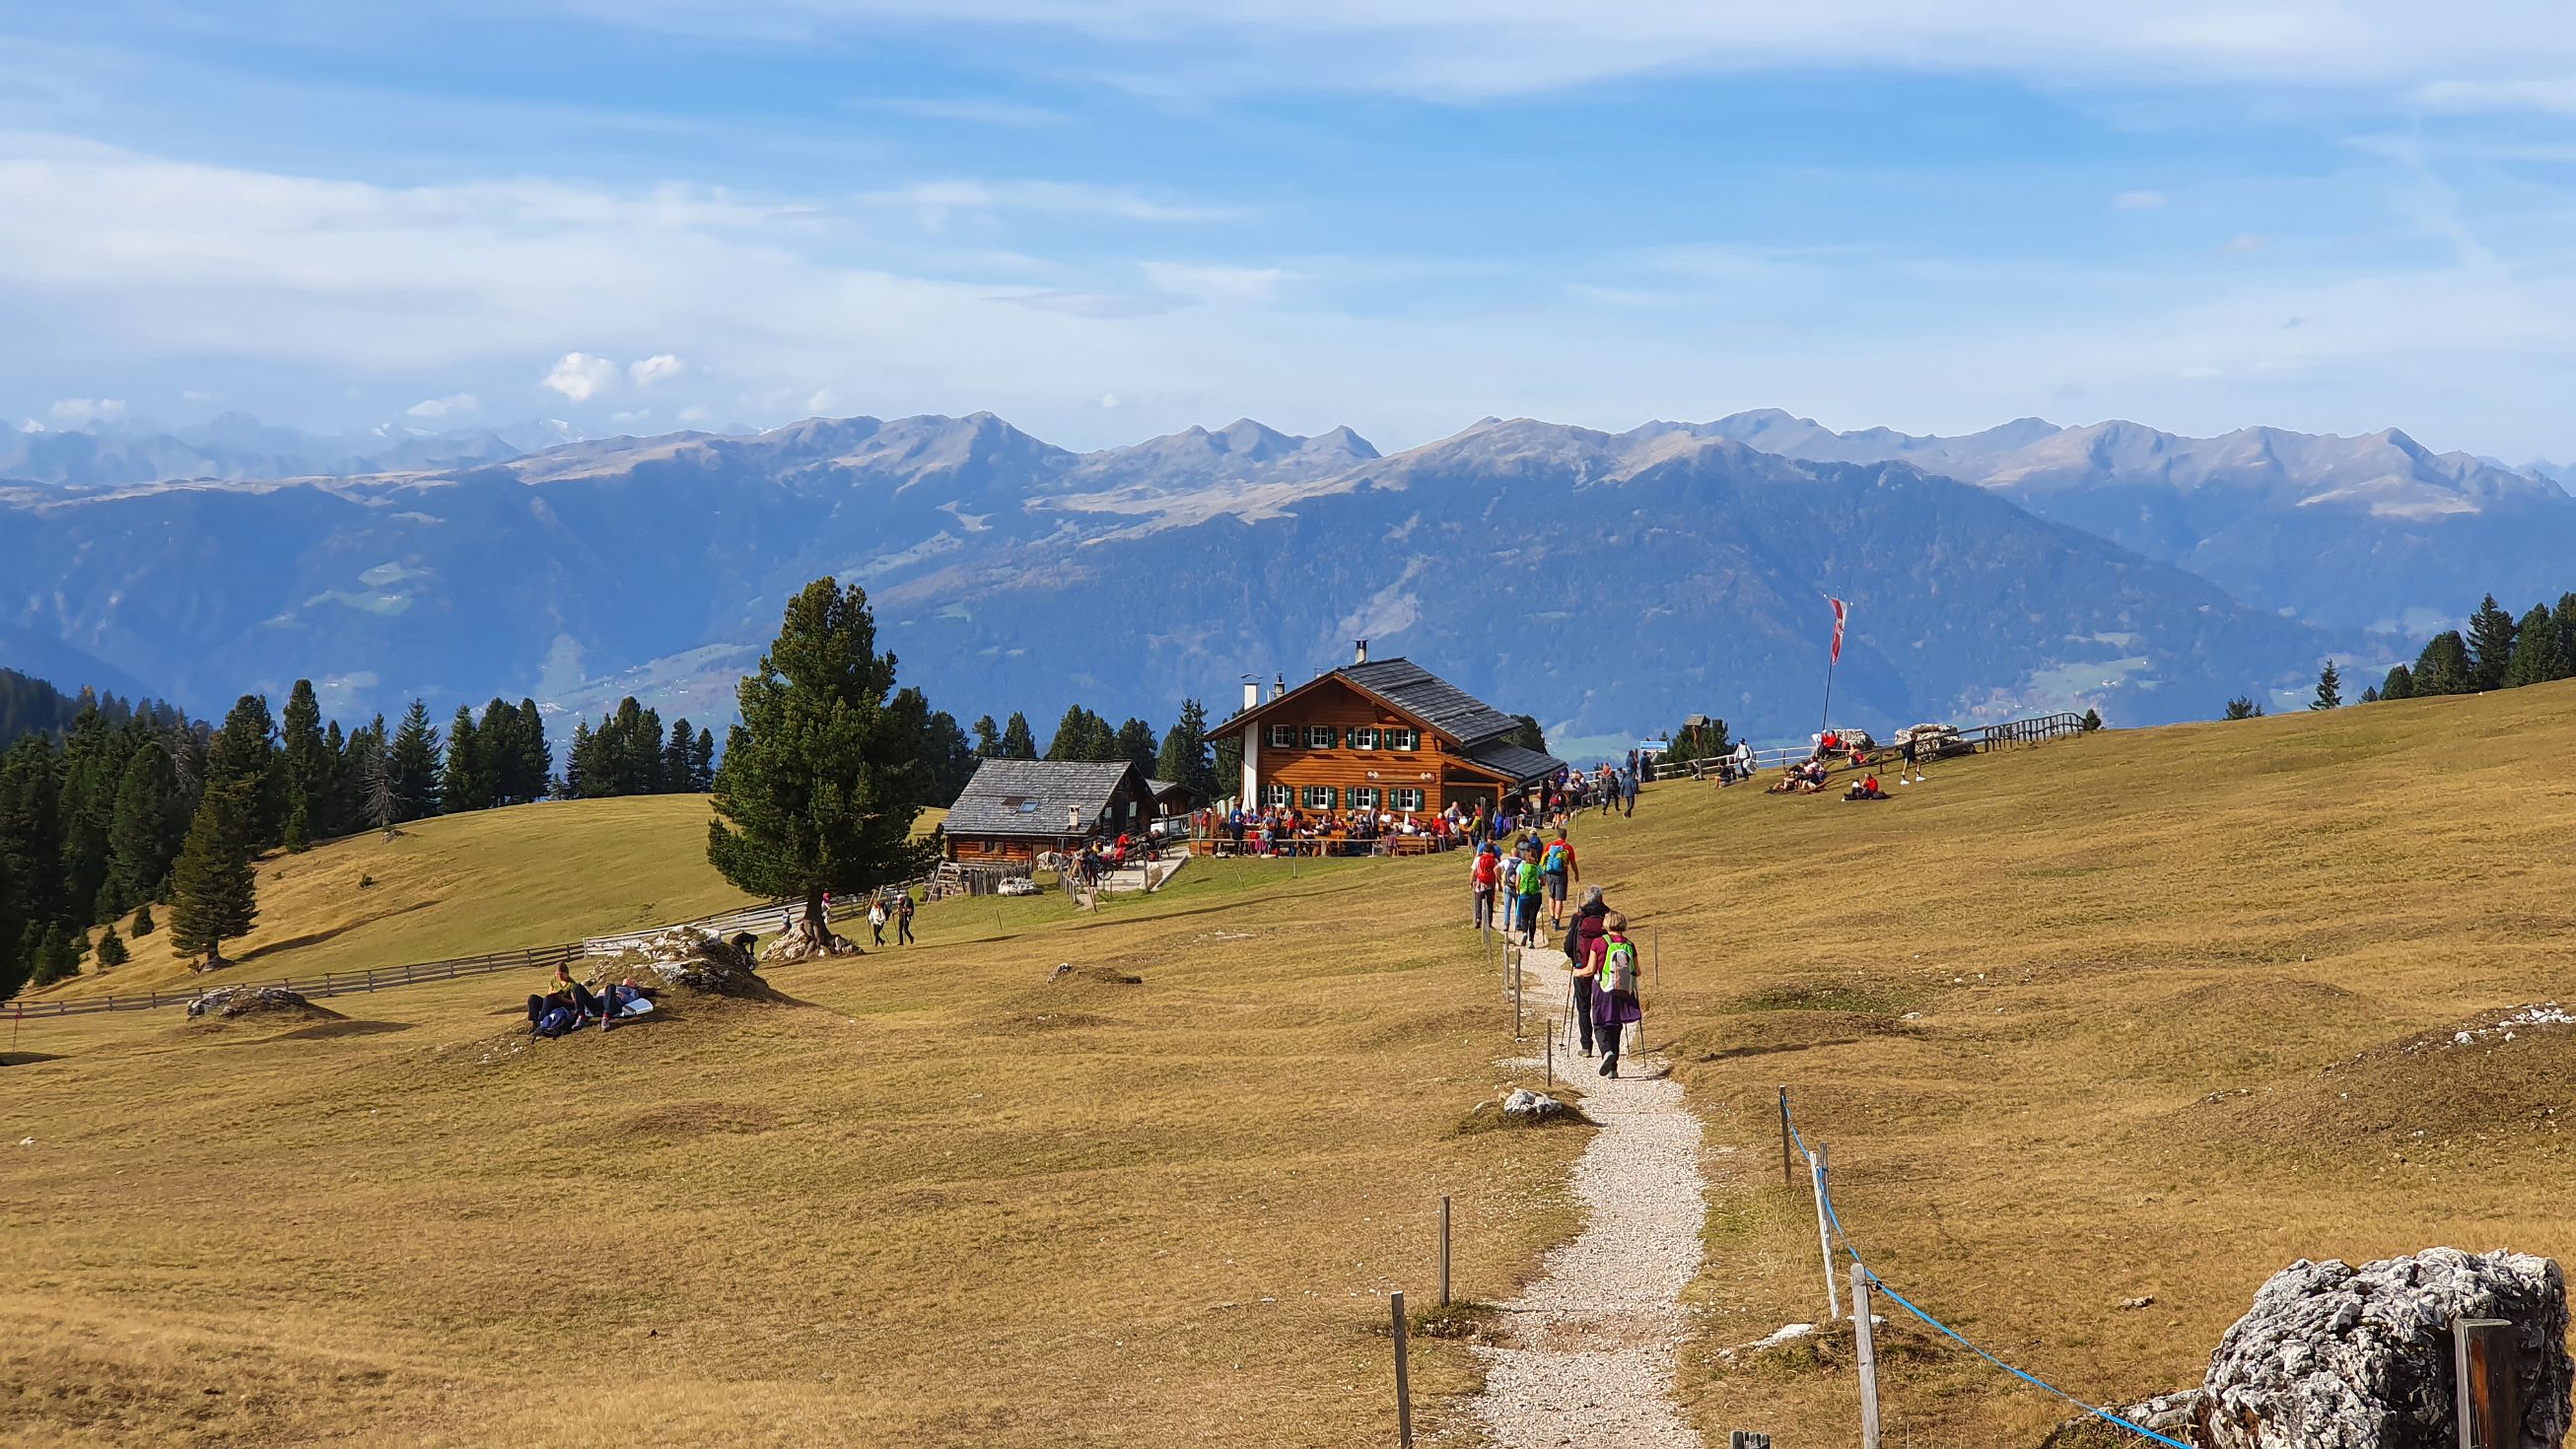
1,850,1579,1447
1569,681,2576,1445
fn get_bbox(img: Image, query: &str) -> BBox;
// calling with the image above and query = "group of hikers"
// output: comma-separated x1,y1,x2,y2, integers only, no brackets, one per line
524,961,655,1037
1766,727,1929,797
1468,812,1645,1073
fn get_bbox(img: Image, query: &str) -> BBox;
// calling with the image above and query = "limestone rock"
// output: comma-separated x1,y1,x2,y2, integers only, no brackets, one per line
599,928,774,999
757,917,859,966
1501,1087,1564,1119
2202,1248,2572,1449
185,985,333,1019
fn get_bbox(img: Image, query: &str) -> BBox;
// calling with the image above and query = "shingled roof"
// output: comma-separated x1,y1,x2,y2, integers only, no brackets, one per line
1336,658,1522,746
1458,737,1564,787
945,759,1144,838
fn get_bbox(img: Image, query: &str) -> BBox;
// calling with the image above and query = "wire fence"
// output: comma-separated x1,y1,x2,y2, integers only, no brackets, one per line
1779,1090,2189,1448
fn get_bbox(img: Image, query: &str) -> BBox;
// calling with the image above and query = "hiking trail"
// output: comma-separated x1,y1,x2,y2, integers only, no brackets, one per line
1466,943,1709,1448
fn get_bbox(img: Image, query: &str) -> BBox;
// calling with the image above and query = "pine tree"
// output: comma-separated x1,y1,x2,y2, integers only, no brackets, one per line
564,721,593,798
2359,685,2382,703
208,693,282,846
2467,594,2518,691
386,701,442,822
0,734,65,936
971,715,1002,759
2310,660,2342,711
169,784,258,969
2080,707,2104,731
55,704,120,923
1114,717,1158,776
281,679,329,852
2222,696,2263,721
467,699,512,805
107,741,186,908
30,925,83,987
1045,706,1101,763
689,727,716,792
1506,714,1549,753
2503,604,2564,687
510,698,552,803
2380,663,2414,700
130,900,154,936
2557,593,2576,682
0,852,22,1003
999,712,1038,761
95,923,127,968
1155,699,1217,800
320,720,351,836
441,705,483,813
2413,632,2472,696
706,579,936,934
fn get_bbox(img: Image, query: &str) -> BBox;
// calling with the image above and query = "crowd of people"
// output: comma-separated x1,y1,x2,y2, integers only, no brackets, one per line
525,961,656,1037
1188,755,1647,859
1764,727,1929,797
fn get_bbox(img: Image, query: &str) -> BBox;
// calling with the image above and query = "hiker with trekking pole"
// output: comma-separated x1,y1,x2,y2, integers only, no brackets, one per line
1592,916,1642,1076
1562,885,1610,1059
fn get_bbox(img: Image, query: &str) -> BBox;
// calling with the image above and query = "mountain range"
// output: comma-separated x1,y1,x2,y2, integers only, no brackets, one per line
8,404,2477,752
1,414,598,487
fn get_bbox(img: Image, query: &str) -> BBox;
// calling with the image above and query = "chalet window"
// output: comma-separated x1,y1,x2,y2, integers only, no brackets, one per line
1300,785,1336,810
1391,788,1426,811
1352,725,1378,750
1305,724,1335,748
1349,786,1379,809
1262,783,1290,807
1386,727,1418,750
1268,724,1296,748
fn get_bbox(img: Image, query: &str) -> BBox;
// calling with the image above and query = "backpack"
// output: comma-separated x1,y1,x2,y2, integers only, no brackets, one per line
1473,853,1497,887
1516,860,1542,894
1542,843,1568,873
1603,937,1638,995
534,1006,577,1038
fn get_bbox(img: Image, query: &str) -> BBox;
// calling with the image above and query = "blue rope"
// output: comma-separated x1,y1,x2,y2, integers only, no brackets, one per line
1780,1093,2192,1449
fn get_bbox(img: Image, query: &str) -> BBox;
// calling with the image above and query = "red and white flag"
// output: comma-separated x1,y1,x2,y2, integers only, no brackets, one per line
1828,596,1848,663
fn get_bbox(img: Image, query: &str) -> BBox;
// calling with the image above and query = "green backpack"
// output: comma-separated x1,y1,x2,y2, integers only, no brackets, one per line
1603,937,1638,994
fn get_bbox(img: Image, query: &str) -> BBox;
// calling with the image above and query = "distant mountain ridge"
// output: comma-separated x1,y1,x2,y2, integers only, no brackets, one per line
0,408,2351,746
1690,409,2576,632
0,414,594,485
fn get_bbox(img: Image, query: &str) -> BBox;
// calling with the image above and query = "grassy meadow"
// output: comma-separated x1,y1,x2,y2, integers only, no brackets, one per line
11,682,2576,1445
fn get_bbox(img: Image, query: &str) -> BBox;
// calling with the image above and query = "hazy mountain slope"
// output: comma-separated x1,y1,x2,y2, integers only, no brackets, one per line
0,414,570,486
0,411,2340,745
1699,410,2576,632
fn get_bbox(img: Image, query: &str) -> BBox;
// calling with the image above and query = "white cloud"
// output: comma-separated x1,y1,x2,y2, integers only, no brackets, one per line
1137,261,1292,304
805,388,838,414
2113,189,2168,210
542,352,620,402
677,405,713,423
859,179,1244,226
610,408,653,425
407,391,479,418
627,353,684,386
1100,392,1122,408
48,396,126,424
18,419,43,433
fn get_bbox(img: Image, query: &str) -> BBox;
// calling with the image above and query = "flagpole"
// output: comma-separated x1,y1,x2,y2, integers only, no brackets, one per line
1820,654,1838,737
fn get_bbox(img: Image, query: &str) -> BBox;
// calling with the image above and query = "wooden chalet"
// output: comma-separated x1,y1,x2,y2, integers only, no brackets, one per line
1216,650,1566,818
943,759,1160,865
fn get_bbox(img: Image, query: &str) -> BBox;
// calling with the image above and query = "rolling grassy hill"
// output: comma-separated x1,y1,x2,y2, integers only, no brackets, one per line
35,794,758,1002
9,685,2576,1446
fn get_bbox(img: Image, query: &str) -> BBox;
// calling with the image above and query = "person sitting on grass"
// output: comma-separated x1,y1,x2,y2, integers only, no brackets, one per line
1845,773,1888,801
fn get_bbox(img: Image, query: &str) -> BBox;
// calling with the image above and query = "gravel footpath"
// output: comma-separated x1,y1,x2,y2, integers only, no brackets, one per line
1466,946,1707,1449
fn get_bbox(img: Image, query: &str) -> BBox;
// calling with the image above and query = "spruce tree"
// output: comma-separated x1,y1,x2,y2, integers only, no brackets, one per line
1154,699,1217,800
664,719,695,794
1114,717,1158,776
107,741,186,908
169,784,258,969
2413,632,2472,696
320,720,351,836
441,705,482,813
706,579,936,933
208,693,282,845
920,711,977,805
511,698,552,802
1045,706,1099,763
1000,712,1038,760
0,735,65,935
281,679,329,851
0,851,22,1003
2310,660,2342,711
2359,685,2382,703
690,727,716,792
131,900,154,936
2380,663,2414,700
2467,593,2518,691
2222,696,2263,721
30,925,83,987
2557,593,2576,682
564,721,593,798
95,924,126,968
386,701,442,821
971,715,1002,759
2503,604,2563,687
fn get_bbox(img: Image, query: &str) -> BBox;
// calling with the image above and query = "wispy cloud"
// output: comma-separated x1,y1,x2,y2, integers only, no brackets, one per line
2114,189,2169,210
407,391,478,418
857,179,1246,226
627,353,684,386
864,97,1066,127
48,396,125,424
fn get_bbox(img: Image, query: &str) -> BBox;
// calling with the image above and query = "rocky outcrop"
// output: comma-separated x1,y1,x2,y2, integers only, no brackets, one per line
758,917,859,965
596,929,775,999
185,985,338,1020
2062,1249,2573,1448
2201,1249,2571,1449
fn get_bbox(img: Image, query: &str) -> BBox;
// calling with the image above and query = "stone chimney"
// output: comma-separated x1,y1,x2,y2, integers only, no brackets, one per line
1273,672,1286,701
1354,639,1369,664
1241,675,1259,712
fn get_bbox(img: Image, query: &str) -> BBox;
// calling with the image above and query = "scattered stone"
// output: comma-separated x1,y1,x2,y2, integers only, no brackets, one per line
2119,1294,2157,1311
1500,1087,1564,1119
185,986,341,1020
758,917,860,965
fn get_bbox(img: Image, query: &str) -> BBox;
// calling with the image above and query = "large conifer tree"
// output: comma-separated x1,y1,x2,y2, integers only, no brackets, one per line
706,579,935,932
106,741,186,908
999,712,1038,760
208,693,281,846
2467,593,2519,691
386,701,442,822
281,679,329,851
2503,604,2564,687
2413,632,2472,695
1154,699,1217,801
2310,660,2342,711
2379,663,2414,700
441,705,483,813
169,784,258,969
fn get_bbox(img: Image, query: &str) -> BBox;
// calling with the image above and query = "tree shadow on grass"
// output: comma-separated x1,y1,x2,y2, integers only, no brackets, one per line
233,900,442,966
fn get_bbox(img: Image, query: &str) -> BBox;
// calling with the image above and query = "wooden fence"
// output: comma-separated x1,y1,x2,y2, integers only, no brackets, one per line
1647,711,2094,783
9,897,801,1022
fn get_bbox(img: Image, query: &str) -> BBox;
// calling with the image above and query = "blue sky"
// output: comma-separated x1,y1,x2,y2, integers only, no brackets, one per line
10,3,2576,457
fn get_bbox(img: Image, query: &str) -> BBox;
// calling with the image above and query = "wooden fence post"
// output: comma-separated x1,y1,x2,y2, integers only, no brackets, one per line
1810,1142,1841,1321
1852,1262,1883,1449
1438,1198,1452,1308
1778,1086,1794,1189
1390,1290,1414,1447
2454,1317,2519,1449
